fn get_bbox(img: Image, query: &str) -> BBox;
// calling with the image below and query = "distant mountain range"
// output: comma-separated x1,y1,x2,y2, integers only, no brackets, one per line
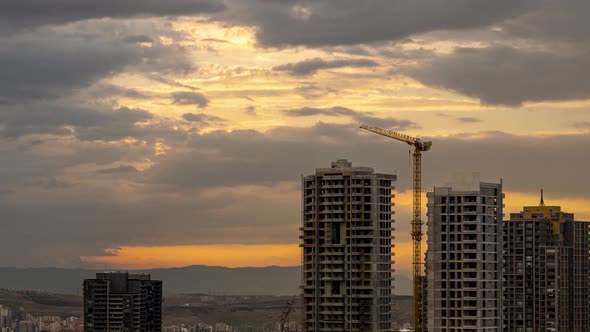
0,266,412,296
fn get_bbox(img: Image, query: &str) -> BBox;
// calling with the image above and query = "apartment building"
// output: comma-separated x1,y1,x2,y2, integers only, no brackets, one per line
301,159,396,331
504,194,590,331
84,272,162,332
426,176,504,331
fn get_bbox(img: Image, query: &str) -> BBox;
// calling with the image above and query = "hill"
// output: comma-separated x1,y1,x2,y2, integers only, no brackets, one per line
0,266,299,296
0,289,81,316
0,266,413,296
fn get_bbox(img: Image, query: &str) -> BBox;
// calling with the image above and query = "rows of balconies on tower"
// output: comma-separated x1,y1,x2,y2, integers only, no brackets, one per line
426,182,505,332
301,161,395,332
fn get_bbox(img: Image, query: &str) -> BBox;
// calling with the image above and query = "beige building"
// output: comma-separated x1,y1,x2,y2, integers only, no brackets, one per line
503,195,590,331
426,176,504,331
301,160,396,331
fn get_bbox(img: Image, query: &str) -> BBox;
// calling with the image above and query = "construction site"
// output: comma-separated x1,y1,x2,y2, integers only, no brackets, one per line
300,125,432,332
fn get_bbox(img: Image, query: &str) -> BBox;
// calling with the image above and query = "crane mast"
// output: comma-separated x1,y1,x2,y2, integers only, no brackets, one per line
360,125,432,332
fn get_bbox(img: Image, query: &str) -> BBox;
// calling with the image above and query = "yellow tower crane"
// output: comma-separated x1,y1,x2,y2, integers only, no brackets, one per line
360,124,432,332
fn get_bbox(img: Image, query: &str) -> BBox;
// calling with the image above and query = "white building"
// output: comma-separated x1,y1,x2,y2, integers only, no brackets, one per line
426,175,504,331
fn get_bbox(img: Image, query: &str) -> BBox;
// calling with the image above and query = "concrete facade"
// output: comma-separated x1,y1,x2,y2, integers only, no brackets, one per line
426,178,504,332
84,272,162,332
504,202,590,331
301,159,396,331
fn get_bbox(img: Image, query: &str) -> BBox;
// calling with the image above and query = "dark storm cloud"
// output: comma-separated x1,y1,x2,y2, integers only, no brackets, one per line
0,138,153,189
502,0,590,43
144,124,590,196
86,84,151,100
222,0,532,47
274,58,378,76
0,104,152,140
282,106,417,129
0,26,193,103
0,190,296,267
0,33,137,103
403,46,590,106
0,0,225,32
172,92,210,108
124,35,154,44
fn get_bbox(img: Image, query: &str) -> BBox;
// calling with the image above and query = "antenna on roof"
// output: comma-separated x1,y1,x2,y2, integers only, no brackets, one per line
540,189,545,206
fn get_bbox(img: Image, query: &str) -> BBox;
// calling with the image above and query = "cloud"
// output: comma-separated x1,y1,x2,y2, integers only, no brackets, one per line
97,165,139,174
244,106,257,116
282,106,416,129
283,106,356,117
0,103,155,141
0,137,153,190
435,113,451,118
172,92,210,108
221,0,531,47
142,125,590,196
274,58,378,76
403,46,590,106
502,0,590,43
124,35,154,44
0,188,15,197
0,32,138,103
182,113,226,127
1,123,589,267
457,117,481,123
574,122,590,129
0,181,302,267
0,23,193,103
434,113,481,124
0,0,226,32
201,38,230,43
295,83,332,99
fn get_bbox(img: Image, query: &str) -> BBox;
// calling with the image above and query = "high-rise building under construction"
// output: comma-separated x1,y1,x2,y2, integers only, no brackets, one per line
426,175,504,331
301,159,396,331
503,194,590,331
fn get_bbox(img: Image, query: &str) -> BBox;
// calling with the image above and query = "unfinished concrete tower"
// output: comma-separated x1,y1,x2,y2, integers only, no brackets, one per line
503,194,590,331
426,175,504,332
301,159,396,331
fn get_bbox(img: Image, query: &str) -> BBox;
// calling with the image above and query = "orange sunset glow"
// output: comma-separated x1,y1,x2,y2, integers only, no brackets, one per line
81,244,301,269
79,191,590,272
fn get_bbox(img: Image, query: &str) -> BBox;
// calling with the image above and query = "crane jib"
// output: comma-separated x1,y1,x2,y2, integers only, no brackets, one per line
360,123,431,332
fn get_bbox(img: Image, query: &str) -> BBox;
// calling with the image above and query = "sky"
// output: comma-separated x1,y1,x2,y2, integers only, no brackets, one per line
0,0,589,274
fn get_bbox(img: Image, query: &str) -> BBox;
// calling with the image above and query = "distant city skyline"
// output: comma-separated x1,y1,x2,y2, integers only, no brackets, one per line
0,0,588,274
